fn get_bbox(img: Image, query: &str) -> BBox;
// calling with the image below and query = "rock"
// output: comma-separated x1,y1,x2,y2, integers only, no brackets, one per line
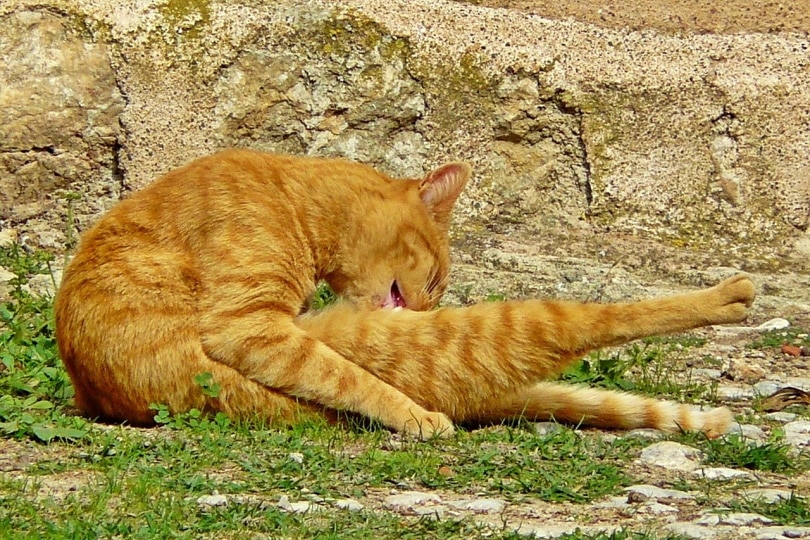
728,423,767,441
334,498,364,512
756,318,792,332
26,274,58,298
755,381,783,397
640,502,679,515
448,498,506,514
782,344,803,357
197,492,228,508
288,452,304,464
593,496,630,509
716,385,756,401
0,9,123,247
0,229,17,247
0,268,16,284
278,495,321,514
723,359,766,383
694,369,723,380
692,467,755,480
384,491,441,510
780,527,810,538
766,412,798,423
785,378,810,391
0,0,809,279
742,488,794,504
625,484,694,502
717,512,773,526
638,442,705,472
413,506,445,519
515,523,620,538
665,522,717,539
623,429,665,440
784,421,810,449
533,422,564,437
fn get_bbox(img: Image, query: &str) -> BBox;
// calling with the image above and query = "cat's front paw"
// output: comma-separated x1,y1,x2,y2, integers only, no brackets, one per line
402,410,455,439
706,274,756,324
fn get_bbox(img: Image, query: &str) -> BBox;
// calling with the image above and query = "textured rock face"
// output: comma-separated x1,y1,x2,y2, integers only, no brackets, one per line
0,10,124,248
0,0,808,306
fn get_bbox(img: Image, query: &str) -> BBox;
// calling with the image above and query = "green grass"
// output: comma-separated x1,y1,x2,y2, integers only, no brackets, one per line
727,493,810,526
1,243,806,538
0,414,636,537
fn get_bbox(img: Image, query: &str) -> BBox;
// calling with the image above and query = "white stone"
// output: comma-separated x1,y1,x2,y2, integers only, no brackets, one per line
533,422,564,436
384,491,441,510
278,495,321,514
413,506,445,519
716,385,756,401
717,512,773,526
515,523,620,538
623,429,665,440
641,502,679,514
692,467,755,480
756,318,791,331
742,488,794,504
0,229,18,247
696,514,720,526
785,378,810,391
625,484,694,501
638,442,705,472
754,381,782,397
693,369,723,380
592,496,630,509
288,452,304,464
197,492,228,507
665,522,717,539
765,412,798,423
0,268,16,283
785,420,810,449
334,498,364,512
448,498,506,514
780,527,810,538
728,423,767,441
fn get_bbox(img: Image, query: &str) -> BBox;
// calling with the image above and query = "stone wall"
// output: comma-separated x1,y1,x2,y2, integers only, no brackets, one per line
1,0,808,309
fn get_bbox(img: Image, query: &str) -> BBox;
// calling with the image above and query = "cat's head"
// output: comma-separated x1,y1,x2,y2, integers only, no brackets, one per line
327,162,471,311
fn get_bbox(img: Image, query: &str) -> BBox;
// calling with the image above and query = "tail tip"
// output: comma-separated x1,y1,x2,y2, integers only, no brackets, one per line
697,406,733,439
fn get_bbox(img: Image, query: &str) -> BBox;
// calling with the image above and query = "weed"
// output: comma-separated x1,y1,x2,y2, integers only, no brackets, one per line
671,432,803,473
0,244,89,442
727,493,810,525
561,341,717,403
310,281,338,310
749,328,810,349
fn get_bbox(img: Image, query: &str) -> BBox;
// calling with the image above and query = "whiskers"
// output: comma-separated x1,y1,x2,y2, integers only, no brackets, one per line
421,266,450,308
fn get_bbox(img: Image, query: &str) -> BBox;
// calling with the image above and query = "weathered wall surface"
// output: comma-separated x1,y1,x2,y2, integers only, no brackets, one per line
1,0,808,312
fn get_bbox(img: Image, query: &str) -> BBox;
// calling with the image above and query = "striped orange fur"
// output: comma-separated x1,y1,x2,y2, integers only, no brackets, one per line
55,149,755,439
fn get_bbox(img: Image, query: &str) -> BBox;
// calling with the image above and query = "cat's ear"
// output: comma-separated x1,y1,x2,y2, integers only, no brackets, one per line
418,163,471,228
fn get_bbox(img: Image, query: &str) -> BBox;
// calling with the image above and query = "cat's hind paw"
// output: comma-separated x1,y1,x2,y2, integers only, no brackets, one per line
706,274,756,325
402,410,455,440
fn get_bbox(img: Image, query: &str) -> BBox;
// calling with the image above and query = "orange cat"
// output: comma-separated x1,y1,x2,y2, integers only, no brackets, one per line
55,149,755,438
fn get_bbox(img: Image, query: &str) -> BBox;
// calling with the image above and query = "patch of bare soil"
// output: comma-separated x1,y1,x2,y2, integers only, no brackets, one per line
457,0,810,35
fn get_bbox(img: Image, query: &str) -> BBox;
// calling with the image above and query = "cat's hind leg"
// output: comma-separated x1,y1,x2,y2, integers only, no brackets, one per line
297,275,753,435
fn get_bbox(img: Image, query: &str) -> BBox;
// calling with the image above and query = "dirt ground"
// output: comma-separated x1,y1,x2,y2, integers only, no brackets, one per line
459,0,810,35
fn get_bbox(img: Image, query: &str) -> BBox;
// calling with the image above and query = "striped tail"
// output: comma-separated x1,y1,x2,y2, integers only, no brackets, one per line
474,382,733,438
